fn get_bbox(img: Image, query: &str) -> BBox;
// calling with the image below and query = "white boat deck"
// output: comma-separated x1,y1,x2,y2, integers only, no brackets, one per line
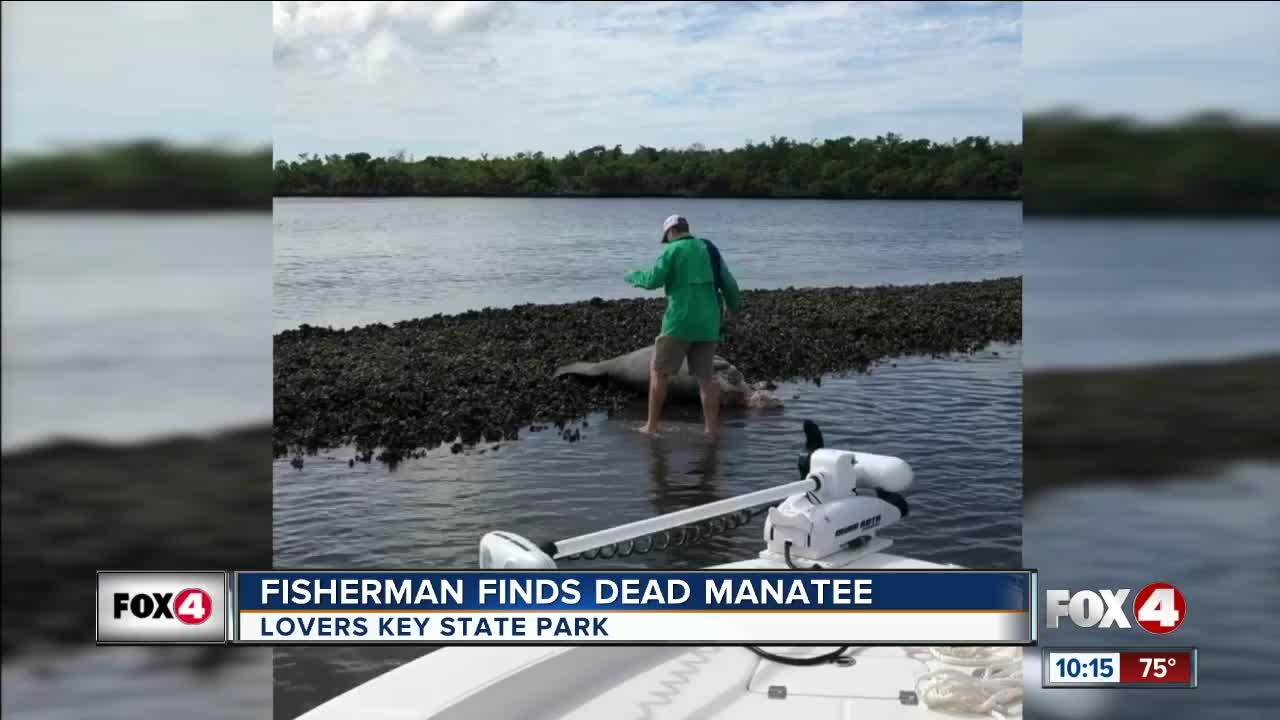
298,551,1024,720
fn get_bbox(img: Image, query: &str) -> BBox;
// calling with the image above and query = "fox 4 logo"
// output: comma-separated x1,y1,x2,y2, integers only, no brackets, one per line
97,571,226,644
114,588,212,625
1046,582,1186,634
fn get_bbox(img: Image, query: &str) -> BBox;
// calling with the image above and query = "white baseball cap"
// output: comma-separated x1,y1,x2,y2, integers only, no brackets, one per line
661,214,688,242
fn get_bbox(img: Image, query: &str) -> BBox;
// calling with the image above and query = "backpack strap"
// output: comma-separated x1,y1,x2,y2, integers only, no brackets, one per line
703,238,725,292
703,238,730,332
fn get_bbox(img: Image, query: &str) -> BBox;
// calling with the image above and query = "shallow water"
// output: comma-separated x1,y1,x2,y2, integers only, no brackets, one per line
272,342,1024,718
1024,218,1280,370
12,209,1272,719
1,213,274,719
1024,463,1280,720
270,197,1023,717
0,649,272,720
1,213,273,451
1024,219,1280,719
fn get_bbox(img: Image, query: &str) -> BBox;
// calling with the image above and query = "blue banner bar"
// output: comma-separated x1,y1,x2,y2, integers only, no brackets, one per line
235,570,1031,612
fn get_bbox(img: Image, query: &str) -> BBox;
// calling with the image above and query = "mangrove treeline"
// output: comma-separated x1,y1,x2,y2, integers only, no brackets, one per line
1,141,272,211
5,114,1276,213
273,134,1022,201
1025,111,1280,215
274,114,1279,214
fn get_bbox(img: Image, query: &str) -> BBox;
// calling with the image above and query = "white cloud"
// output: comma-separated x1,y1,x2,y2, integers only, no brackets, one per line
272,1,511,80
272,0,1023,160
2,1,271,152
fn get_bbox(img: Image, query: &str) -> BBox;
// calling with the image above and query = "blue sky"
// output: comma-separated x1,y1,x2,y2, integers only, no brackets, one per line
1,2,271,155
272,1,1024,160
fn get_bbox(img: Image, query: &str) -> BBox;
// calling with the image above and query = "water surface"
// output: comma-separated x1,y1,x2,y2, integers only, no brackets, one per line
1025,463,1280,720
1024,218,1280,719
273,345,1023,719
271,196,1024,718
2,213,273,450
1,213,273,718
274,197,1022,331
1024,218,1279,369
1,648,273,720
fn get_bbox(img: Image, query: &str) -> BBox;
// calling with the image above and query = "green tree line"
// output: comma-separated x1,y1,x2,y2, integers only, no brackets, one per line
272,134,1023,200
8,115,1274,213
1,141,272,210
1025,111,1280,215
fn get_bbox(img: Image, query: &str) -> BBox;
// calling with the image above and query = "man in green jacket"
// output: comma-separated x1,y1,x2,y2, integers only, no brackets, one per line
625,214,742,437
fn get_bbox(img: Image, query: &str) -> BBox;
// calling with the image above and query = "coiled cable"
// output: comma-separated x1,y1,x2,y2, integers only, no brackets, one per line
747,645,851,666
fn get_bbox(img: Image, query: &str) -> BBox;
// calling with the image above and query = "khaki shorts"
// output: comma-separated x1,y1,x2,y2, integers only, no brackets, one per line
652,335,717,381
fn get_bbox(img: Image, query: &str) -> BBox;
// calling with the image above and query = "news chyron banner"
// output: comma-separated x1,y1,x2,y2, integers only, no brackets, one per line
97,570,1035,646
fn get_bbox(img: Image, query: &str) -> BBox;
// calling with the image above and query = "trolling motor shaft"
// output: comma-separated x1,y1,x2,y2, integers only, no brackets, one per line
479,479,816,569
478,421,914,570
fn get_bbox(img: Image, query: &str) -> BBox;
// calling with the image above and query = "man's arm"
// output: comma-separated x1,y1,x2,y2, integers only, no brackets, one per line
625,246,672,290
719,258,742,313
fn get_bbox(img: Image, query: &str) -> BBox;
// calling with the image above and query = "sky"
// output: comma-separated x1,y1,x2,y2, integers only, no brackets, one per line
1024,1,1280,121
1,1,271,155
3,2,1277,158
272,0,1024,160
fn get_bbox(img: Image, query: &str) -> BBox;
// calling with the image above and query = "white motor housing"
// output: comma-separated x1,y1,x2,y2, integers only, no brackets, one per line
479,532,557,569
766,447,912,562
765,492,904,562
807,448,913,502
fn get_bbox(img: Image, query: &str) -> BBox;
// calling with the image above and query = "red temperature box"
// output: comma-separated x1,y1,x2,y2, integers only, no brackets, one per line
1118,649,1195,685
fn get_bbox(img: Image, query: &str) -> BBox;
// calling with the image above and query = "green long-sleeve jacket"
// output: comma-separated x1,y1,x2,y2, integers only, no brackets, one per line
625,235,741,342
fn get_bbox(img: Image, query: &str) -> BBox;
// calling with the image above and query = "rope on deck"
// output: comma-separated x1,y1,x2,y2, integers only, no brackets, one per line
903,646,1024,719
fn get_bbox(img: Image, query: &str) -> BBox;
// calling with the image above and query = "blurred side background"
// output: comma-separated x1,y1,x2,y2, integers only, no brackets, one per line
1,2,273,719
1021,3,1278,720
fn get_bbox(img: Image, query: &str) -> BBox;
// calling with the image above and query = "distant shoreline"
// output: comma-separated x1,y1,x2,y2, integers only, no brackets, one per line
1024,113,1280,216
274,134,1021,202
1,141,270,212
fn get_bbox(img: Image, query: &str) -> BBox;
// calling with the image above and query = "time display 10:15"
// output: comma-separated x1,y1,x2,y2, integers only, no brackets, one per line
1046,651,1120,684
1057,655,1114,678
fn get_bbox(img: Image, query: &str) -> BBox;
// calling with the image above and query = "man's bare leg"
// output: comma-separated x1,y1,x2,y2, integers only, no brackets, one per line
699,378,720,438
641,367,668,434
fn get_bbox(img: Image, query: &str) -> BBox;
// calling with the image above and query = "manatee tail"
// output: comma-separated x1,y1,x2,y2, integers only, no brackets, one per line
554,361,605,379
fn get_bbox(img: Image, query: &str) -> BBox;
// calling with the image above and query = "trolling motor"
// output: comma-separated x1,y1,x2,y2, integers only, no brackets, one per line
478,420,913,570
763,420,912,567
